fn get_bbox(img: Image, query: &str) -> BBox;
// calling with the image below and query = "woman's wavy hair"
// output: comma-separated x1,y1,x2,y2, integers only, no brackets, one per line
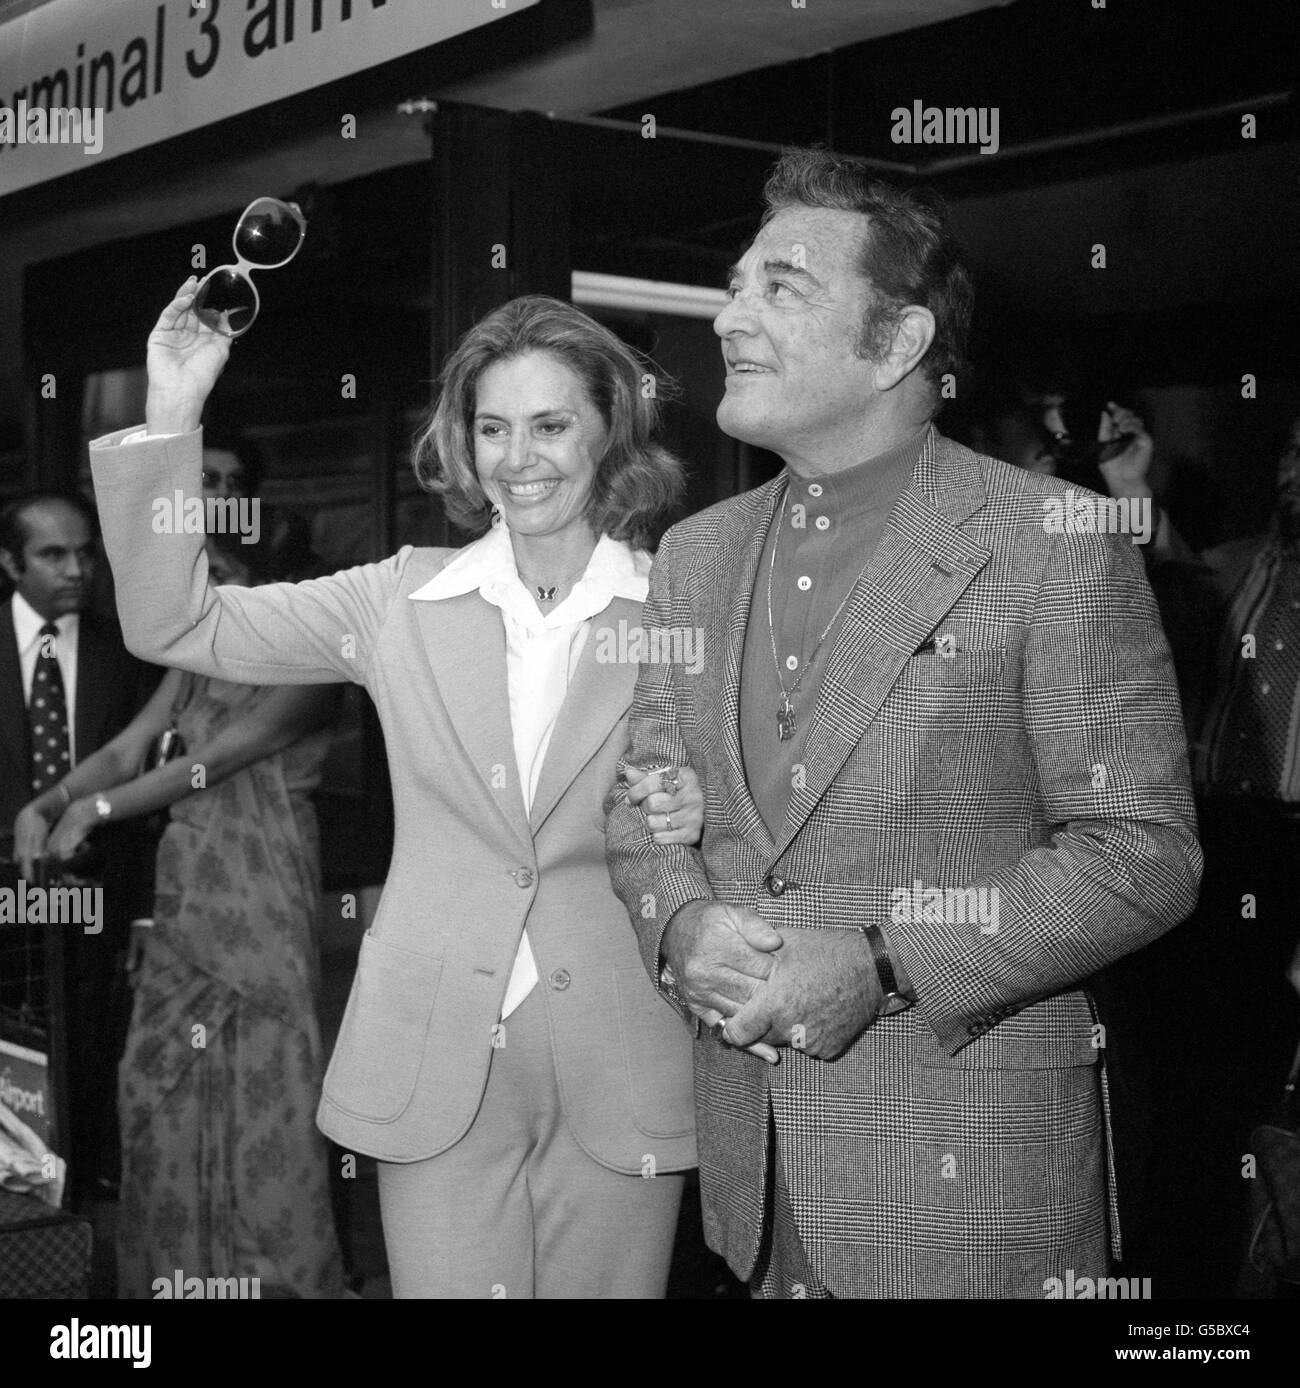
412,296,685,550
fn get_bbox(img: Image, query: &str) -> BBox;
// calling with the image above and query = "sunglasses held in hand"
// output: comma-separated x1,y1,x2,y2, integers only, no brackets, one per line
192,197,307,339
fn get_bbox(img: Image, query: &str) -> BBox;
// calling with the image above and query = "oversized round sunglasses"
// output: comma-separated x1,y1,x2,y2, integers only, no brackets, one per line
192,196,307,339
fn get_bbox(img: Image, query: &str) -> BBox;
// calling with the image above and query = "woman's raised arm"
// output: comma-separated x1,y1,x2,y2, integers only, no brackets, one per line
89,283,411,687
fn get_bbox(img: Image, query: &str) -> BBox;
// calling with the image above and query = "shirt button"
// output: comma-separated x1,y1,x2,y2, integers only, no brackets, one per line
549,968,571,990
785,655,799,671
765,874,787,897
815,516,830,531
513,867,534,888
1274,640,1285,651
797,576,812,591
1260,682,1271,696
807,483,824,497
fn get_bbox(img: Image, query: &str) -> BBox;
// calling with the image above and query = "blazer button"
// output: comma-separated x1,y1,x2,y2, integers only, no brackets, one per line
549,968,571,990
512,867,534,888
765,873,788,897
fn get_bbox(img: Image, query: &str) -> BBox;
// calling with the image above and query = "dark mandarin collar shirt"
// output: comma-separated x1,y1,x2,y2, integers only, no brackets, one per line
740,425,929,835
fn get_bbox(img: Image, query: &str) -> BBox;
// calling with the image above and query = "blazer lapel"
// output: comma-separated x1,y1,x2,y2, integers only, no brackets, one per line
0,602,30,783
412,591,533,857
771,433,992,863
529,595,641,835
696,480,786,862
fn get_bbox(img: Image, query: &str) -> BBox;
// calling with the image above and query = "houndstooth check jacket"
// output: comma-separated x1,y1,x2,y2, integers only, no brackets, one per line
606,426,1201,1298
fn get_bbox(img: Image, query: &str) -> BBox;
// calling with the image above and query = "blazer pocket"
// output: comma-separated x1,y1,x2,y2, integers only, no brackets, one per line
323,932,444,1123
896,647,1007,687
614,966,696,1140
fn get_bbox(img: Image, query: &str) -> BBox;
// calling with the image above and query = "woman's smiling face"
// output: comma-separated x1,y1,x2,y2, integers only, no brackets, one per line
473,351,607,543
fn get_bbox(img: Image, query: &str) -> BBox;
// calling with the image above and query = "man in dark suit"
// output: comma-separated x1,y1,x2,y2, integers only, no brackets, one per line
1,490,159,1201
607,149,1201,1298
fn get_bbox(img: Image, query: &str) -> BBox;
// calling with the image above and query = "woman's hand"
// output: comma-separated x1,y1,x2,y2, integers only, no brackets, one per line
625,762,705,846
45,799,99,866
145,277,233,434
13,802,52,880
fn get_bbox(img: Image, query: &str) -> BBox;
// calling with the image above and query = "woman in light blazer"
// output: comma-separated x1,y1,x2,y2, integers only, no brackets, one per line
90,288,703,1298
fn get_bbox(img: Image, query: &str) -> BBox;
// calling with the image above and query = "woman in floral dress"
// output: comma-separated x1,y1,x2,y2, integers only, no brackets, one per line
15,529,346,1298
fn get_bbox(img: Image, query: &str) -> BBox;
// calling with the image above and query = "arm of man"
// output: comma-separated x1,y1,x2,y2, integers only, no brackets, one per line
730,521,1201,1059
88,428,406,687
604,528,781,1027
893,524,1201,1055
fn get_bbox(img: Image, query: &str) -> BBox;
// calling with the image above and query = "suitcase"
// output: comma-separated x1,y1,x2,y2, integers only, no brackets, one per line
0,1188,92,1298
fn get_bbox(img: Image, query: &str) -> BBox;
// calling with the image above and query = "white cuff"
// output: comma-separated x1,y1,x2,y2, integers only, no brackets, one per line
120,427,183,444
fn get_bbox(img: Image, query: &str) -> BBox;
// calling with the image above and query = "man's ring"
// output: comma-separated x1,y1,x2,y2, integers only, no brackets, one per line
660,765,681,795
710,1019,727,1043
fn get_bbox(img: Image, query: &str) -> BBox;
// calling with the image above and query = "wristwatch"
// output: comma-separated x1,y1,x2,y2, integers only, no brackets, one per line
860,921,911,1015
93,795,112,822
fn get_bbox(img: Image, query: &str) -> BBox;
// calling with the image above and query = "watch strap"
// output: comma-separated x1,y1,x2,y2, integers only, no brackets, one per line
860,921,908,1013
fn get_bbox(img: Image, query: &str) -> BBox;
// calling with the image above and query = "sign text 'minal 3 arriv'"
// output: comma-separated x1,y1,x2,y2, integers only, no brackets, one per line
0,0,538,197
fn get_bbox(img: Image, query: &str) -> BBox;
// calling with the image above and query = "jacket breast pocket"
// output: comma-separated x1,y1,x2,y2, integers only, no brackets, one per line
323,931,444,1123
895,646,1007,688
883,647,1010,776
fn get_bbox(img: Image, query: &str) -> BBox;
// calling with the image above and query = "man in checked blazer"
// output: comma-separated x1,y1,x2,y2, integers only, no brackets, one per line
606,148,1201,1298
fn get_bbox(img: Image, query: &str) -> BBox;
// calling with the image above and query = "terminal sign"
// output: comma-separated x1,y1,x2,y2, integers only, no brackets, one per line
0,0,538,198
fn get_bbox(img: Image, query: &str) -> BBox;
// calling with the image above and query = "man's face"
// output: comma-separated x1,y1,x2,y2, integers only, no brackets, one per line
0,501,94,620
991,404,1059,475
713,205,880,467
201,449,249,499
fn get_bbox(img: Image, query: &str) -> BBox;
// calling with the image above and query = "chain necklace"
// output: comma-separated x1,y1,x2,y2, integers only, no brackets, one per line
765,488,870,741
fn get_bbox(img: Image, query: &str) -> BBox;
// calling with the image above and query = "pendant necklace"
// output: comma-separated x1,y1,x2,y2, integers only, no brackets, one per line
766,488,869,742
518,557,590,605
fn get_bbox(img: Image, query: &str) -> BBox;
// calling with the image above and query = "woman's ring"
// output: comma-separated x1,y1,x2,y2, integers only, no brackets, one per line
660,765,681,795
664,812,673,831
